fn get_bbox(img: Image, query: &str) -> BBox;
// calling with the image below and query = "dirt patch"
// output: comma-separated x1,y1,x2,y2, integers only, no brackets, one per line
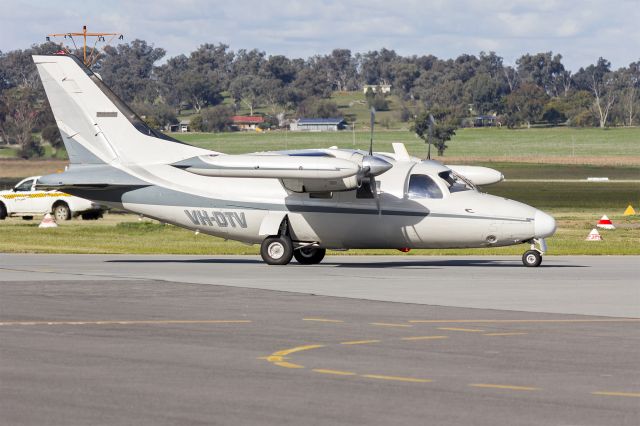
434,155,640,166
0,160,69,178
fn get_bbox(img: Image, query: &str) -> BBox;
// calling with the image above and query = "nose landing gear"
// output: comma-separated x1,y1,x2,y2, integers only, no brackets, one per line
522,238,546,267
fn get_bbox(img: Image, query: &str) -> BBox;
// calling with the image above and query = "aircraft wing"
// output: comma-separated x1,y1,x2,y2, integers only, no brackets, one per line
172,154,361,179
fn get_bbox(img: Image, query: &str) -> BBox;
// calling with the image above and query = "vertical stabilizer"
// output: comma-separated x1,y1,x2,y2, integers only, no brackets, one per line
33,54,208,165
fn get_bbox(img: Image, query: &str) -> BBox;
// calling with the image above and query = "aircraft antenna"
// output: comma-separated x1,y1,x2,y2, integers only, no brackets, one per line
427,113,435,160
368,107,375,155
46,25,124,68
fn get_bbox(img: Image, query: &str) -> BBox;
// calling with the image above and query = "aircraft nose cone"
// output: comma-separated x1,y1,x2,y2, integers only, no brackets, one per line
534,210,556,238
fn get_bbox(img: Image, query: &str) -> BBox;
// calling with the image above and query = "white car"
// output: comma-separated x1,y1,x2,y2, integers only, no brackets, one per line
0,176,107,221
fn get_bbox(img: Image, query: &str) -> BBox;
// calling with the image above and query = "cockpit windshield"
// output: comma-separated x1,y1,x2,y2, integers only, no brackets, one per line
438,171,477,193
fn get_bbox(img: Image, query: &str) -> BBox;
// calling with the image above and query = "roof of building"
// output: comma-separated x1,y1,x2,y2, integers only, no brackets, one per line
297,118,345,125
232,115,264,124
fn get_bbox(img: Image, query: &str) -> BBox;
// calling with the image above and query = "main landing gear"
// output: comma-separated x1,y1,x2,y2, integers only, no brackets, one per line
522,238,546,267
260,235,326,266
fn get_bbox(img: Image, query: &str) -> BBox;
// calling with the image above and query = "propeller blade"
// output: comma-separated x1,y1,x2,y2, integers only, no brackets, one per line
369,107,376,156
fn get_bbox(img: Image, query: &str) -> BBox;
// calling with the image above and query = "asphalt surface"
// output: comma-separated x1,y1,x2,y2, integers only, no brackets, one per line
1,254,638,317
1,255,639,425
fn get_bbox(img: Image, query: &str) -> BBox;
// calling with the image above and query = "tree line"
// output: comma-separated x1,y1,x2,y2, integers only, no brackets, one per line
0,40,638,157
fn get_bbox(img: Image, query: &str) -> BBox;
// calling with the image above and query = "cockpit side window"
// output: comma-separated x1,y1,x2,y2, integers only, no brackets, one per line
438,171,475,193
408,174,443,199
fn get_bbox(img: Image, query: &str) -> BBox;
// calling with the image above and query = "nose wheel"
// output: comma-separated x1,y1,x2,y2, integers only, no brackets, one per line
522,238,546,267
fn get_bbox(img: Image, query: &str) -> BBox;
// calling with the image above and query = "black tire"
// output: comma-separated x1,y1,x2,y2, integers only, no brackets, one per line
81,211,103,220
53,203,71,221
522,250,542,267
0,203,6,220
260,236,294,265
294,247,326,265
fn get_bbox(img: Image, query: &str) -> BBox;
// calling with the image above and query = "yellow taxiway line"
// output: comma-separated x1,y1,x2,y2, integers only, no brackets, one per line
469,383,540,391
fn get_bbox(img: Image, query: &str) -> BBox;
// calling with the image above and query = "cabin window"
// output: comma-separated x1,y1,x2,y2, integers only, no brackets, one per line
408,174,443,199
14,179,34,192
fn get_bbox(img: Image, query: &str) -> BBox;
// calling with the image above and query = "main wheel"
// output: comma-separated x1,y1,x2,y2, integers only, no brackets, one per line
81,211,103,220
522,250,542,267
260,236,294,265
0,203,6,220
53,203,71,221
293,247,326,265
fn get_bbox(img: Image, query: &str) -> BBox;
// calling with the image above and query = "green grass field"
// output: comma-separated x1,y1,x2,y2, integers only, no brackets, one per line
174,127,640,161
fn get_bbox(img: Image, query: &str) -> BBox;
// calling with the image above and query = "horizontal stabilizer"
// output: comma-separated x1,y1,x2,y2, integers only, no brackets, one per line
172,154,361,179
36,165,149,189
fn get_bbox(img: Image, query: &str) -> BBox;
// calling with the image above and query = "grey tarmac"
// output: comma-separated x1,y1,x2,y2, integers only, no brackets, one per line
0,255,639,425
1,254,638,317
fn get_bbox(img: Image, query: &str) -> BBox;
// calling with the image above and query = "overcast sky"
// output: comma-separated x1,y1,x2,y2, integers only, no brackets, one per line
2,0,638,71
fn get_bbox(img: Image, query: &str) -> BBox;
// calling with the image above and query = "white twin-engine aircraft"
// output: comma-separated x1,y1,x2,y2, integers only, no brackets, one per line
33,54,556,267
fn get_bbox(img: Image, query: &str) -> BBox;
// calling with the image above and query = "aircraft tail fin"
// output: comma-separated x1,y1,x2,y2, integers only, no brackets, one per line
32,54,207,165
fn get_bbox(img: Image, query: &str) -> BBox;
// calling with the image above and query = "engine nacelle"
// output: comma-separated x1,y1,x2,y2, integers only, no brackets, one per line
281,175,360,193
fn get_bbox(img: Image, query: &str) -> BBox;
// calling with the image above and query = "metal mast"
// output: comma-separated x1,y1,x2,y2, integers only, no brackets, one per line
46,25,123,67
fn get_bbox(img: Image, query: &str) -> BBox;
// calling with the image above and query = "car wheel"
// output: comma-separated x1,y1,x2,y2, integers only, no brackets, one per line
522,250,542,267
260,236,294,265
293,247,326,265
0,203,6,220
53,203,71,221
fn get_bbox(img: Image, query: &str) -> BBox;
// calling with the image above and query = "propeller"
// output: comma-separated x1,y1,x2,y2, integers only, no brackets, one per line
427,113,435,160
363,107,388,214
368,107,375,156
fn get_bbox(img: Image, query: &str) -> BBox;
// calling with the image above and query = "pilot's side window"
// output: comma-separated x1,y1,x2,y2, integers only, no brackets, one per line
408,174,443,199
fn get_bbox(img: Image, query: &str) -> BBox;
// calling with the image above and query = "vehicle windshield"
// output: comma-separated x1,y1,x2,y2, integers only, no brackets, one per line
14,179,34,192
438,171,477,193
408,174,443,199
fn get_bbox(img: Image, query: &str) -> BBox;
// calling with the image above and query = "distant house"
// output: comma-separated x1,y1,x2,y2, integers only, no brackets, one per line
169,119,191,133
474,115,497,127
290,118,347,132
232,115,264,131
363,84,391,94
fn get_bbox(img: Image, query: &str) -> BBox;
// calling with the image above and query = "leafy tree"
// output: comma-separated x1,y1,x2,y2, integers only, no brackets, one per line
229,75,268,116
96,39,166,103
200,105,233,132
505,83,549,128
573,58,616,127
412,109,457,157
296,98,339,118
516,52,570,97
0,87,44,157
189,114,203,132
131,101,177,129
41,124,63,149
365,89,389,111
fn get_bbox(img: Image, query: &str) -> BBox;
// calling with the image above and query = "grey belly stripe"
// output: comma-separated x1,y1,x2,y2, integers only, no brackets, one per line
67,183,531,222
